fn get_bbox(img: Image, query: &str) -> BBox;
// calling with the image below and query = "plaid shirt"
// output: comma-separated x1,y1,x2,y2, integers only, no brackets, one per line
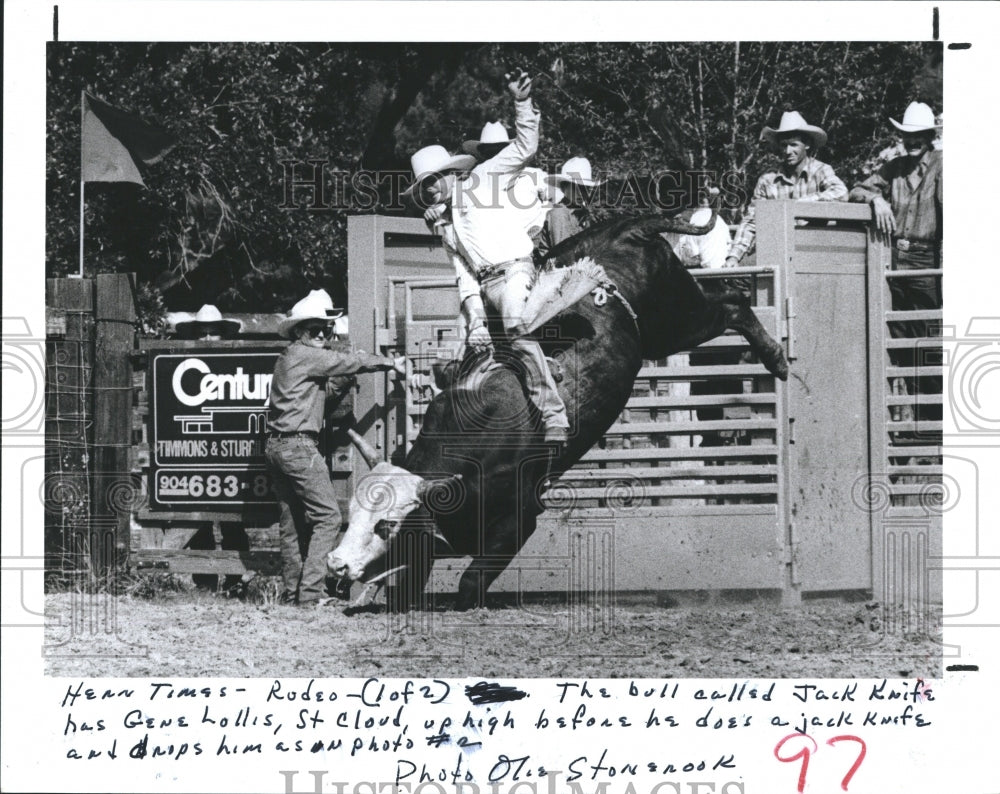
728,158,848,263
849,150,942,242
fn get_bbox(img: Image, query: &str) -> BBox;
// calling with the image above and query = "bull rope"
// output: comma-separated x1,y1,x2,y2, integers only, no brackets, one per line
592,280,640,340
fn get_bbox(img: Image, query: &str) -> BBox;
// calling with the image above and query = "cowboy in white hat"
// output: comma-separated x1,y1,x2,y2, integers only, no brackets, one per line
463,121,514,160
173,304,242,339
266,288,404,606
407,71,570,446
849,101,943,428
535,157,603,261
851,101,942,241
726,110,847,266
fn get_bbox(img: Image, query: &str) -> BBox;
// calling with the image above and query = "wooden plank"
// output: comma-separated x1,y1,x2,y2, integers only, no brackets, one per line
885,421,943,432
888,465,943,476
889,484,945,496
558,464,777,480
92,273,137,570
133,527,201,550
132,549,282,575
886,394,942,405
886,366,943,378
886,310,943,322
604,419,776,435
635,364,774,379
581,445,779,461
884,269,942,279
885,338,943,349
138,339,289,351
886,446,942,458
623,394,775,409
545,483,778,501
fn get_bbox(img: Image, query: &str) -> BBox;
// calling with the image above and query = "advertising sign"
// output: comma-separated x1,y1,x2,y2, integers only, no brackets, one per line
149,350,281,509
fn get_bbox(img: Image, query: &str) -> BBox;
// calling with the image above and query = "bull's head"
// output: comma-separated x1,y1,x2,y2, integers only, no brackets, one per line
327,430,462,582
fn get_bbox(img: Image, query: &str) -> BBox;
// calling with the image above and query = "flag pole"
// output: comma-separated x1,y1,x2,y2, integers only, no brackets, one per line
78,180,85,278
78,91,86,278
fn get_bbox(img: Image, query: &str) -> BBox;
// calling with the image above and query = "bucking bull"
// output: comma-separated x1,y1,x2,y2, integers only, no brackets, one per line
328,213,789,611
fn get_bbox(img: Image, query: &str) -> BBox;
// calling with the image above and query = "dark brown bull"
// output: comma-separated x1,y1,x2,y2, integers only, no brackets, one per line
329,213,788,610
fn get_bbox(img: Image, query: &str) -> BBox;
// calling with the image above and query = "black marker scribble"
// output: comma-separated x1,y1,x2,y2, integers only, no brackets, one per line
465,681,528,705
945,664,979,672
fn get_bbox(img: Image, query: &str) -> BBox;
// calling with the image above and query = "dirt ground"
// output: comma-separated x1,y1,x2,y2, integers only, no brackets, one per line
44,582,941,679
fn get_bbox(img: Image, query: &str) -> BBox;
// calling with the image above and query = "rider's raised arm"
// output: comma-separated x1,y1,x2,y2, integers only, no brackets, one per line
473,72,539,179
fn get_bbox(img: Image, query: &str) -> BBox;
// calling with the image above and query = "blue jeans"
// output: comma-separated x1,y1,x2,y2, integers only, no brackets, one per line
265,436,342,603
480,261,569,431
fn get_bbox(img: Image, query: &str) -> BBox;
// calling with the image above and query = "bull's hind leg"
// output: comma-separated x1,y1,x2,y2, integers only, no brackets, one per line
715,293,789,381
455,513,536,611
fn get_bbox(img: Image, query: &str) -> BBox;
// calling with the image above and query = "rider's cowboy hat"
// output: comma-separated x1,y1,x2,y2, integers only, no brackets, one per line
278,289,345,339
760,110,828,151
890,102,942,133
462,121,513,159
401,145,476,199
545,157,602,188
174,304,242,338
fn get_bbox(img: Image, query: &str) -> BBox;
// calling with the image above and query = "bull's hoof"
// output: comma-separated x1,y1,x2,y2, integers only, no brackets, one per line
764,345,789,381
772,355,789,382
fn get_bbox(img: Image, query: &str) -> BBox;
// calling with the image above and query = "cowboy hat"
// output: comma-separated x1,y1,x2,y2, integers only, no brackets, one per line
760,110,828,150
545,157,602,188
462,121,513,158
401,145,476,199
890,101,942,133
173,304,242,338
278,289,345,339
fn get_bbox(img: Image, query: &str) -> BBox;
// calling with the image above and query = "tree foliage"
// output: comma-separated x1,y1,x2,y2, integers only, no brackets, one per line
47,41,940,318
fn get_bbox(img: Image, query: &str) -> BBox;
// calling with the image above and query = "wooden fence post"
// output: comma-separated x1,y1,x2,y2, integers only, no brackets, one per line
44,277,94,574
91,273,138,574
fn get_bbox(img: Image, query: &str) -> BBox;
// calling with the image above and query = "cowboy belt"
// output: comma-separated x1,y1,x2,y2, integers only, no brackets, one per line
477,257,534,283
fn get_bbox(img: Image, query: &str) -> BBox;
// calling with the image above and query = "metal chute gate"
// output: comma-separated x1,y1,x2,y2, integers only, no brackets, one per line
346,203,942,603
96,202,940,604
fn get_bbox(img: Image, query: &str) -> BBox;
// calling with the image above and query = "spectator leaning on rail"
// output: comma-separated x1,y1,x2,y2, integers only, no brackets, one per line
726,110,847,267
849,101,943,424
405,71,571,446
266,289,404,606
848,101,942,324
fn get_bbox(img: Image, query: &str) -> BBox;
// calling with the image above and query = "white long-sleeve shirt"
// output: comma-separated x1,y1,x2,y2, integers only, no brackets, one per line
446,98,542,301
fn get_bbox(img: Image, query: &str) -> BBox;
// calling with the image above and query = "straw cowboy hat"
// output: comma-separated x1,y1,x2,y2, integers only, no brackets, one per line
278,289,344,339
760,110,828,150
174,304,242,338
401,145,476,199
890,101,942,133
462,121,514,158
545,157,602,188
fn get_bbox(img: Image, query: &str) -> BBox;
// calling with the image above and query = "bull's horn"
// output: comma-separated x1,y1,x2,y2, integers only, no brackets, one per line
346,428,381,468
638,209,720,237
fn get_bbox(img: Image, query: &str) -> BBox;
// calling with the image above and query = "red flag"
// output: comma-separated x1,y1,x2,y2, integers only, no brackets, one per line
80,92,176,185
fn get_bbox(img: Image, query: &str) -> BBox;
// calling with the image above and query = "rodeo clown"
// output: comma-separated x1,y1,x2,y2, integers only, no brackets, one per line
266,289,404,606
404,71,571,446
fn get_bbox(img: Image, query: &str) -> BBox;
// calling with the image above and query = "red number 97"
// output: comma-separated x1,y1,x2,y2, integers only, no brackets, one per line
774,733,867,792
